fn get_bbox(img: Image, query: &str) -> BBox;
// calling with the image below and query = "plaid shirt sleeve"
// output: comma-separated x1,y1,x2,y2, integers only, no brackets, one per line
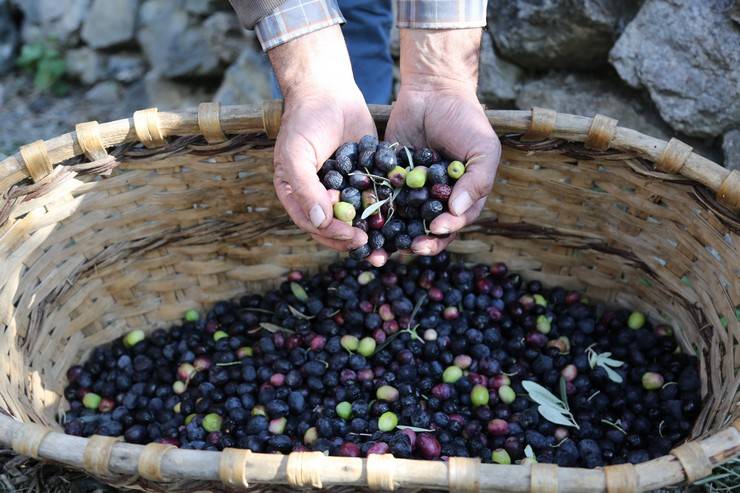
397,0,488,29
254,0,346,51
250,0,486,51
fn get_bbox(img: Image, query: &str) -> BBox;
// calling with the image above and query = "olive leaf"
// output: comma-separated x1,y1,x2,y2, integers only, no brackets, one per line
586,345,624,383
375,295,427,353
524,445,537,460
397,425,434,432
215,361,241,367
360,197,390,220
288,305,314,320
258,322,295,334
407,294,428,330
290,282,308,302
522,380,579,429
537,405,578,428
601,418,627,435
239,307,274,314
403,146,414,170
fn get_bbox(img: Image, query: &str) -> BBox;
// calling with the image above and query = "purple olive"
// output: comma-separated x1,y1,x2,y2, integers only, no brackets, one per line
417,433,441,459
338,442,361,457
367,442,390,455
431,383,454,400
526,332,548,348
487,419,509,436
66,365,83,383
400,428,417,449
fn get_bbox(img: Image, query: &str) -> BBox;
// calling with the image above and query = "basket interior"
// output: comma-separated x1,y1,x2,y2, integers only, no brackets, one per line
0,132,737,443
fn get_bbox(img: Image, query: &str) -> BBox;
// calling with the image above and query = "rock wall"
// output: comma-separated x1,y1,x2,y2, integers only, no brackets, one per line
1,0,738,168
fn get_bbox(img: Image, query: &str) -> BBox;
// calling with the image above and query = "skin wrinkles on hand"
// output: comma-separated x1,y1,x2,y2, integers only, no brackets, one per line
384,28,501,258
265,25,501,265
268,26,375,252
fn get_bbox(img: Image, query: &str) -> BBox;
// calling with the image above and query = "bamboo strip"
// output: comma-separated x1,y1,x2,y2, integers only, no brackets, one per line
1,104,734,209
0,415,736,492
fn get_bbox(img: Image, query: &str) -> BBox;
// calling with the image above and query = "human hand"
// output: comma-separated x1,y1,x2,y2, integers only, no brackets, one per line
385,29,501,257
269,26,375,251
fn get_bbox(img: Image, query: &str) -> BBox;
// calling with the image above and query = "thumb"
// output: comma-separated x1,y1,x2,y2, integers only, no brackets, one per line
274,133,336,232
448,148,500,217
292,168,334,230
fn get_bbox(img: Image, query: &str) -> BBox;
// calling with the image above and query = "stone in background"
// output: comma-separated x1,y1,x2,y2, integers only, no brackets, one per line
203,11,247,65
143,72,213,109
65,47,105,85
477,30,524,109
610,0,740,138
107,53,147,83
215,42,272,105
489,0,640,70
11,0,89,45
515,71,673,141
0,0,19,71
723,130,740,171
137,0,222,77
81,0,138,49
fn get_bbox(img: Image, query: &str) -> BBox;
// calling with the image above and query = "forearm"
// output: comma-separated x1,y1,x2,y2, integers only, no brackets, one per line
268,25,356,99
230,0,345,50
399,29,482,92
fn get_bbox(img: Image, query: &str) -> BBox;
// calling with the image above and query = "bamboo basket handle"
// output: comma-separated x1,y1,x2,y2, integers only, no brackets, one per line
718,169,740,209
0,415,738,491
286,451,325,488
367,453,397,490
671,442,714,483
604,463,638,493
75,121,109,161
138,442,175,481
18,140,53,183
530,462,559,493
219,447,253,488
83,435,123,478
1,102,738,211
11,422,49,459
262,100,283,139
132,108,166,148
198,102,227,143
584,114,619,151
522,107,557,141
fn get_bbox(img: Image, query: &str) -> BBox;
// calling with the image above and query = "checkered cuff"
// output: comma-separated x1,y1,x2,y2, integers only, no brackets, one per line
397,0,488,29
255,0,346,51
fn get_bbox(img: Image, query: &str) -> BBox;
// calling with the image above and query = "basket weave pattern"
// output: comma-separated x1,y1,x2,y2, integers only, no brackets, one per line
0,102,738,492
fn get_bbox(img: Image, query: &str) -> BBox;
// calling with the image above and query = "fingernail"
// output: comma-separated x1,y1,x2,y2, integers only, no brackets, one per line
434,225,450,235
415,245,432,255
451,191,473,216
309,204,326,228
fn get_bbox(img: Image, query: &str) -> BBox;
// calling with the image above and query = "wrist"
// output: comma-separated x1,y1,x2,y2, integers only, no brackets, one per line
399,29,482,93
269,25,356,101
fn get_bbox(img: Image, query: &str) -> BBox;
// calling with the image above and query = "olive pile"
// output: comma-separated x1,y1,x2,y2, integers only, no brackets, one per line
320,137,465,258
62,254,701,467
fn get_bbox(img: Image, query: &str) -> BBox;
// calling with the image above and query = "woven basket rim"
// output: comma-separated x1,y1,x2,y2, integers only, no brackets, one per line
0,101,738,212
0,101,738,491
1,413,738,491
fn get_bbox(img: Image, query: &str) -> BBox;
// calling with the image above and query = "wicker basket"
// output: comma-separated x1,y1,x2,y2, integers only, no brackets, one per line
0,101,738,492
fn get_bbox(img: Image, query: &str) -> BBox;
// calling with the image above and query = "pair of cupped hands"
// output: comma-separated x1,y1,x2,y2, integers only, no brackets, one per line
270,26,501,267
